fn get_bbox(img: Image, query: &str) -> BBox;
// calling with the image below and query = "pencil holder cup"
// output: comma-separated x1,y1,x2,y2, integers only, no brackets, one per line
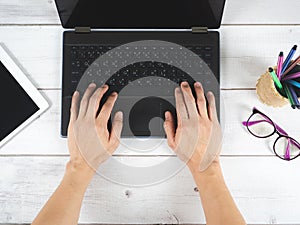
256,65,300,107
256,67,288,107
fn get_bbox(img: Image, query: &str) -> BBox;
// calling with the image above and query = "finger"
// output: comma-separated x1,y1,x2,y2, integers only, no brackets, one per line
175,87,188,125
78,83,97,119
207,91,218,121
164,111,176,149
97,92,118,124
194,82,208,118
86,85,109,118
70,91,80,122
109,111,123,153
180,82,198,118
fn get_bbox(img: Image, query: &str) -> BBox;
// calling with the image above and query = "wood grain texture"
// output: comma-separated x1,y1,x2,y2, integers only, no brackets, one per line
0,0,299,25
1,89,299,156
0,0,60,25
0,156,300,224
222,0,300,25
0,26,299,89
0,0,300,224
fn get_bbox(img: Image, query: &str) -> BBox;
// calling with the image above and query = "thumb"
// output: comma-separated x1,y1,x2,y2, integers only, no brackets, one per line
164,111,176,149
109,111,123,153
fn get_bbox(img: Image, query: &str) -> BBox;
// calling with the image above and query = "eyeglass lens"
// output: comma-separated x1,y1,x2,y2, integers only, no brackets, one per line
247,113,275,138
274,136,300,160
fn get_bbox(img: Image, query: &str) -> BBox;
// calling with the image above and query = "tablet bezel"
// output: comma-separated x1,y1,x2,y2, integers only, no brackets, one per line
0,45,49,148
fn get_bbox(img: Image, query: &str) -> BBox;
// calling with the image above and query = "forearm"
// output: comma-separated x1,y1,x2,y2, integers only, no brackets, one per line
31,161,95,225
189,162,246,225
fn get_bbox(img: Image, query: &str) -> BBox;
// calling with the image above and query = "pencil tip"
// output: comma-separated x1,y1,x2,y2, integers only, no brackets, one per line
279,51,283,56
293,45,297,50
268,67,273,72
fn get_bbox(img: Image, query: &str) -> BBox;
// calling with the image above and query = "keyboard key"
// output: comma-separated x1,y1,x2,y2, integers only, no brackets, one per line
204,46,212,51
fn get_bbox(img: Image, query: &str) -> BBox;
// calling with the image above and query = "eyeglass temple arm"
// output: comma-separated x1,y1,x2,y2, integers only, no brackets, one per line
242,120,300,149
284,139,291,160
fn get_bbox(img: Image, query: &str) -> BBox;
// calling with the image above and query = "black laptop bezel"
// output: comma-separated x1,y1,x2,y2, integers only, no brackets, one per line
54,0,226,30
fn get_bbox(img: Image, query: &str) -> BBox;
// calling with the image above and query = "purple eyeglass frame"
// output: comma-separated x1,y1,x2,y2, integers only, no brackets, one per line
242,107,300,161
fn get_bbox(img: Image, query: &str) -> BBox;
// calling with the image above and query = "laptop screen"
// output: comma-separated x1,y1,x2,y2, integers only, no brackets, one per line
54,0,225,29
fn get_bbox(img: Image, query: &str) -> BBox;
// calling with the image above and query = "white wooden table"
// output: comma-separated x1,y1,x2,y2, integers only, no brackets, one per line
0,0,300,224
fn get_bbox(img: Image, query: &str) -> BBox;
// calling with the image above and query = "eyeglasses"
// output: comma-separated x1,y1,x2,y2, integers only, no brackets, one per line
242,107,300,161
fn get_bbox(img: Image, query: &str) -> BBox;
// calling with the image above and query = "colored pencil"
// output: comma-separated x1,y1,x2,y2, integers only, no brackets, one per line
281,45,297,75
269,67,283,90
283,83,295,108
277,51,284,79
287,80,300,89
281,72,300,81
287,83,300,109
282,54,300,77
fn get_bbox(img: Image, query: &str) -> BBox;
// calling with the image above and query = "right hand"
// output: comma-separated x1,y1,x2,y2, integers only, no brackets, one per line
164,81,222,172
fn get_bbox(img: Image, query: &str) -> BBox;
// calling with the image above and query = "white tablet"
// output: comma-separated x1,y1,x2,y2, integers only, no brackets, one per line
0,45,49,148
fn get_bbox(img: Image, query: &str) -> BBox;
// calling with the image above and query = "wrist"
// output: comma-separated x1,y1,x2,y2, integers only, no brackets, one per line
64,160,95,189
188,159,222,180
189,160,228,194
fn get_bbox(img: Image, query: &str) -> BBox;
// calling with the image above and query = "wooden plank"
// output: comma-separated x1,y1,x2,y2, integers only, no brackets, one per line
1,89,299,157
0,26,63,89
0,26,299,89
0,156,300,224
0,0,60,25
222,0,300,25
0,0,299,25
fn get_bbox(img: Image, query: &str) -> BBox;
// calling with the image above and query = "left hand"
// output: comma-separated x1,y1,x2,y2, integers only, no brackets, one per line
67,83,123,173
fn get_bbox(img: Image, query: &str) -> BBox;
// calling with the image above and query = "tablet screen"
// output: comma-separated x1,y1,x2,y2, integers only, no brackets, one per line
0,61,39,141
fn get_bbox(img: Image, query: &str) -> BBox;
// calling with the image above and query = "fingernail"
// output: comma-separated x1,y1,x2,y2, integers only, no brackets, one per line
195,82,202,88
175,87,181,93
182,81,189,87
116,111,123,120
89,83,96,87
73,91,79,96
111,92,117,96
165,111,169,119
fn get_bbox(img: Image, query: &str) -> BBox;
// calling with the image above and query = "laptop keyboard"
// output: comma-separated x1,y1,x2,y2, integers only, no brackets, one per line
68,45,213,94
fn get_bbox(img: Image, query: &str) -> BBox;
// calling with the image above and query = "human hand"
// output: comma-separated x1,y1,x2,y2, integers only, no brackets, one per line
67,83,123,172
164,81,222,172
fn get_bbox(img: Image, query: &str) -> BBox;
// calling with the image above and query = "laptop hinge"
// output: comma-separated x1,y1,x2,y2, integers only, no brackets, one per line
75,27,91,33
192,27,208,33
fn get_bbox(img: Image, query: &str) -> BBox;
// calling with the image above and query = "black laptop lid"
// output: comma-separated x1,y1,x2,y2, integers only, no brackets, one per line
54,0,225,29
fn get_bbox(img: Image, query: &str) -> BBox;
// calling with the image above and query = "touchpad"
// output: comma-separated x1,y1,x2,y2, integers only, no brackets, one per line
112,96,176,137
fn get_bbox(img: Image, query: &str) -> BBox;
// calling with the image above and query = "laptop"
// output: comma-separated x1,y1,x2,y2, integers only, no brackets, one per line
54,0,226,137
